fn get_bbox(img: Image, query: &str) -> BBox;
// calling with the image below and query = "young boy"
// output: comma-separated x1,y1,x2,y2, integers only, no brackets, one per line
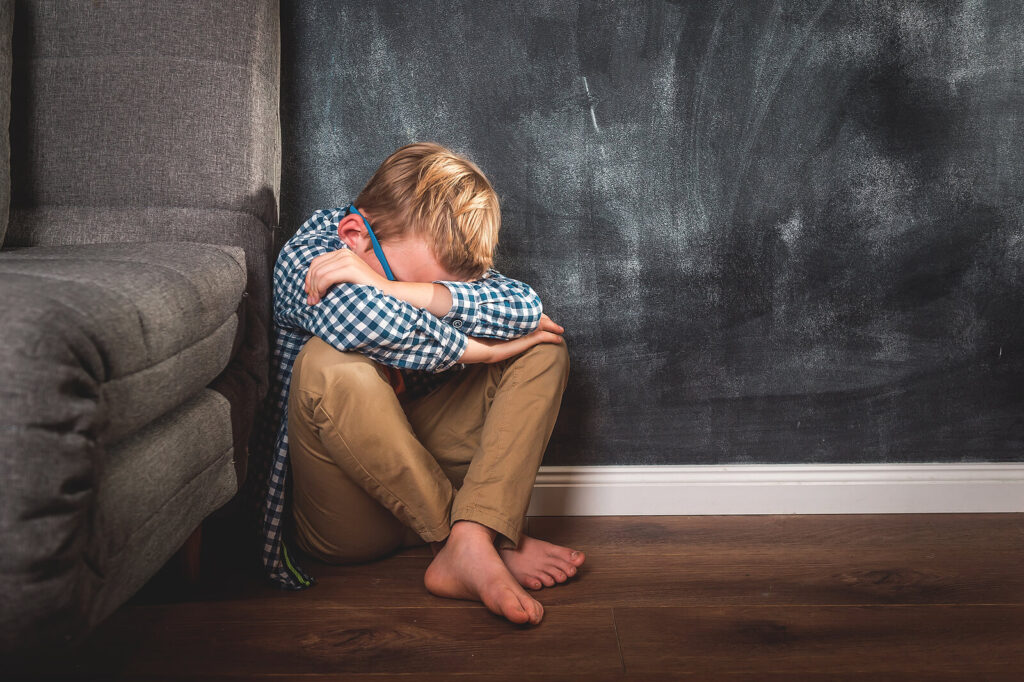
254,142,585,625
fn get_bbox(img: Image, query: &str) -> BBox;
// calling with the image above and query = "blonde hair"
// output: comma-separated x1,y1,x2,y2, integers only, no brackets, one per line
354,142,501,280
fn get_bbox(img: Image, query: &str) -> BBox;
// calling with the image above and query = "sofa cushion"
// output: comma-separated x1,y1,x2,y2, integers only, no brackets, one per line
2,387,237,651
0,0,12,245
0,241,245,651
9,0,280,236
6,206,277,482
0,241,246,443
88,388,237,638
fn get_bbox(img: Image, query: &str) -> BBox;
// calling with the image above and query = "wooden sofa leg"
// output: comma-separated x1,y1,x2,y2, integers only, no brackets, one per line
179,523,203,585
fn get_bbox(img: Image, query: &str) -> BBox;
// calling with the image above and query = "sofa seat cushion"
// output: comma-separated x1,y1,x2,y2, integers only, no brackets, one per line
0,241,246,444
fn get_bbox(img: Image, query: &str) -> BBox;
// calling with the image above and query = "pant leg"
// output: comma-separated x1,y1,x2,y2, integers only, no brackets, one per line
288,336,454,563
403,341,571,549
288,423,422,563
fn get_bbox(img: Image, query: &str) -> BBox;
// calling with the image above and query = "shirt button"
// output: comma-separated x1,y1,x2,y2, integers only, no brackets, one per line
452,319,463,328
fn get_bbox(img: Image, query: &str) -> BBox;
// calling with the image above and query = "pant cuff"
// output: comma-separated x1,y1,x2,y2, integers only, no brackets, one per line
415,517,452,544
450,503,522,549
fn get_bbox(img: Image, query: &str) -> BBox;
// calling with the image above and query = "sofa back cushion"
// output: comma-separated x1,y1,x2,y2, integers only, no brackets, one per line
8,1,280,240
0,0,11,247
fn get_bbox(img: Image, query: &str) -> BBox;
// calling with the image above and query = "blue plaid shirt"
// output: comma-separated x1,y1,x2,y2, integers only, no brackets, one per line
250,206,543,589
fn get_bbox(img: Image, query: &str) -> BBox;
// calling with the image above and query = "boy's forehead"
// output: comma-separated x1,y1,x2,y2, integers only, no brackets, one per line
395,235,465,282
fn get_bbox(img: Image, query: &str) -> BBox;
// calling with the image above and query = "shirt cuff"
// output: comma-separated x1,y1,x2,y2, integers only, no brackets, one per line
432,323,469,373
435,280,480,336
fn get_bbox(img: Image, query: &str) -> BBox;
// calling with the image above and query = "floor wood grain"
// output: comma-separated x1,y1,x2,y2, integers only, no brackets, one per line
13,514,1024,680
614,604,1024,675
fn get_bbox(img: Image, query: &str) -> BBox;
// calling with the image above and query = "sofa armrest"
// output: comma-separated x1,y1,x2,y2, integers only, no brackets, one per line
0,241,245,652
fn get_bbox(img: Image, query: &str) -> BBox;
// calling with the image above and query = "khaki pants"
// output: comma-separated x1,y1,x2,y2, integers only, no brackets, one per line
287,335,570,564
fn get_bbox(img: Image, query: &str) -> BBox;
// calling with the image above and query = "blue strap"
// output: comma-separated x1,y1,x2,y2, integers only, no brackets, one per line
346,204,396,281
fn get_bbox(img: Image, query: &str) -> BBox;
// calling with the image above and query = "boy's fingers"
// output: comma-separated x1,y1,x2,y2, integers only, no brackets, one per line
307,250,341,287
541,318,564,334
528,331,563,347
539,314,564,331
306,257,325,292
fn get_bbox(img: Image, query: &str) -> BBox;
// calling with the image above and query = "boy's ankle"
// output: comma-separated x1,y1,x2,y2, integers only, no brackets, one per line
450,520,497,544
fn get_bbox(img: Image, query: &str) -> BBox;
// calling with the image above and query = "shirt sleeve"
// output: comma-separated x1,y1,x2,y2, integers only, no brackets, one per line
433,268,544,339
273,216,468,373
285,285,468,373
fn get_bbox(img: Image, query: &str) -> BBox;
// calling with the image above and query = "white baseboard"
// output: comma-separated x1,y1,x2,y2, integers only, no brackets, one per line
526,463,1024,515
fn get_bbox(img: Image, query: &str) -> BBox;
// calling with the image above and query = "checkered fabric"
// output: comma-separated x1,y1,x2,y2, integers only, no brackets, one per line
249,206,544,589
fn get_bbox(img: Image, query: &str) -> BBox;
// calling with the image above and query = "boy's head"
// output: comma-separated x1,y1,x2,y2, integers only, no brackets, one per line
349,142,500,281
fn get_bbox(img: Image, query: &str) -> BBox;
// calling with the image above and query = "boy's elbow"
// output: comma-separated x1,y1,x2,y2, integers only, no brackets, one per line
272,305,295,328
521,290,544,331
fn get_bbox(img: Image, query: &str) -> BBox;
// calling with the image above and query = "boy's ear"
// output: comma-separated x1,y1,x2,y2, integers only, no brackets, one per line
337,214,371,252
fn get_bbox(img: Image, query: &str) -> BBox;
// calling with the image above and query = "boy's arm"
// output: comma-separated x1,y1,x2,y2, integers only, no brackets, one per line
282,280,561,368
300,241,456,319
277,276,468,373
432,269,544,339
275,215,465,372
368,275,546,342
279,241,560,369
304,248,546,339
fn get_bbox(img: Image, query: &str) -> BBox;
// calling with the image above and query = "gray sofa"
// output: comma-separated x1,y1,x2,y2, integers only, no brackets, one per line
0,0,280,651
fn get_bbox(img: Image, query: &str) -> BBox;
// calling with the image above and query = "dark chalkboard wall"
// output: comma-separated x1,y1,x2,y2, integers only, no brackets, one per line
281,1,1024,466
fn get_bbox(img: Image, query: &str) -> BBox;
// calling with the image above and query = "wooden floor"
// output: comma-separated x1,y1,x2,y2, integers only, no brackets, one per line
17,514,1024,680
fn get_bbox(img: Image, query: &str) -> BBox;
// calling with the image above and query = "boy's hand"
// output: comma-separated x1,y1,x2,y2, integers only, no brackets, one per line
460,314,565,364
305,249,387,305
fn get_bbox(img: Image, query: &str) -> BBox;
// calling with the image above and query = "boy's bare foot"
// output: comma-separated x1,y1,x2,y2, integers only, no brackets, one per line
499,535,586,590
424,521,545,625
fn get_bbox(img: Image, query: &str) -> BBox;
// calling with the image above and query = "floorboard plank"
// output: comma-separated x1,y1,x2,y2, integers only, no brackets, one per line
25,606,620,679
537,549,1024,607
173,539,1024,611
218,548,1024,609
528,514,1024,558
614,604,1024,675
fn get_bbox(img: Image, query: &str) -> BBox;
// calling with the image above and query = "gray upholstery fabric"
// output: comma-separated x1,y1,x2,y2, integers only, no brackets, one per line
0,242,245,439
1,0,280,652
7,0,282,476
7,0,280,291
0,0,11,245
88,389,236,637
8,206,273,338
8,1,280,230
4,388,236,650
0,242,244,650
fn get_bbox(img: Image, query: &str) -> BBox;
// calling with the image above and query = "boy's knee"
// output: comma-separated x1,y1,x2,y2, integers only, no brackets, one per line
295,338,389,396
521,340,570,382
305,524,406,565
321,356,388,394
